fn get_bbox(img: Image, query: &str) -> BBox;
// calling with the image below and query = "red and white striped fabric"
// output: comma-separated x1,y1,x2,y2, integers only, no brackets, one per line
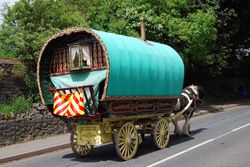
53,90,85,117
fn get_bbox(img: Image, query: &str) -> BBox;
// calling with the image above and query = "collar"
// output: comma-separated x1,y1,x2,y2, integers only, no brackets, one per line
181,92,191,101
183,89,193,100
189,86,198,96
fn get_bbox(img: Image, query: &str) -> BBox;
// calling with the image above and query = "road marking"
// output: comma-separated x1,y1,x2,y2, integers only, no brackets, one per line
146,123,250,167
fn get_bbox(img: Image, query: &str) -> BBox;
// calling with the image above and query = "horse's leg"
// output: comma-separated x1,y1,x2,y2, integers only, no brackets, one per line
183,103,196,136
182,116,190,136
173,115,182,136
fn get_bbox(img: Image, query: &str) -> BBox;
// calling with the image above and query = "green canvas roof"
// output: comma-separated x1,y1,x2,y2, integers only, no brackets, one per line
93,30,184,97
37,28,184,104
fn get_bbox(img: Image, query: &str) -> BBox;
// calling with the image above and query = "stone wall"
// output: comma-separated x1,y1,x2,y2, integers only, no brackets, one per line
0,103,71,147
0,59,24,104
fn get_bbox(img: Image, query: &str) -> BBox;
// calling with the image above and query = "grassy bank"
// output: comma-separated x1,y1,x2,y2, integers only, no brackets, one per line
0,96,31,117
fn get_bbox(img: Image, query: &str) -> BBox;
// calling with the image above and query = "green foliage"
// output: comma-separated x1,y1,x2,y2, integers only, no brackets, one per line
85,0,217,74
0,49,15,58
24,71,40,102
0,96,31,116
0,0,87,61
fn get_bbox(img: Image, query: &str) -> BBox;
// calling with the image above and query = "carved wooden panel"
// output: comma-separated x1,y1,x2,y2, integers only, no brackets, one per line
135,101,156,111
107,99,175,115
108,101,133,113
91,42,106,68
157,100,173,110
51,47,68,73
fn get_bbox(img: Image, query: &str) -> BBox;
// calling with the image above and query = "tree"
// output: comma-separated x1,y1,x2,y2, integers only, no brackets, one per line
219,0,250,77
0,0,87,63
85,0,217,76
0,0,89,102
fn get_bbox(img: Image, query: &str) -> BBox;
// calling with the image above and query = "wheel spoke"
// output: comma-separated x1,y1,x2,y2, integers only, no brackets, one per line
129,125,133,134
119,141,125,146
119,143,126,152
122,144,127,156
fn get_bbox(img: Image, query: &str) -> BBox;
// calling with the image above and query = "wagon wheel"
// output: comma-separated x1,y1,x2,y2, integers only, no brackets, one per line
114,122,139,160
70,130,93,157
153,118,170,149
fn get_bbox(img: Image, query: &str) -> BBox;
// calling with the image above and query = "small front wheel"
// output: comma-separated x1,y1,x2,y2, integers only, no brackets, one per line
114,122,139,160
70,130,93,157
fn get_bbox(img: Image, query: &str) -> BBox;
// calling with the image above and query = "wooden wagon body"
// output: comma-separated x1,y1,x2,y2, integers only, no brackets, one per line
37,28,184,160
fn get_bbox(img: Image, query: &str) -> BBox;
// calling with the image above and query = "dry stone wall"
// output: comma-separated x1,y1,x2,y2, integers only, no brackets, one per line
0,103,71,147
0,59,24,104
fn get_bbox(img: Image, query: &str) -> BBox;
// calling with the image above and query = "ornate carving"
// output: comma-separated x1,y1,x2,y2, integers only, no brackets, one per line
135,101,155,111
108,101,133,113
157,100,173,110
106,99,175,114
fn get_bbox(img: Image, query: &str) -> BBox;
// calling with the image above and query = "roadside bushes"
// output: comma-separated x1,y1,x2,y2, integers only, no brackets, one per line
0,96,32,117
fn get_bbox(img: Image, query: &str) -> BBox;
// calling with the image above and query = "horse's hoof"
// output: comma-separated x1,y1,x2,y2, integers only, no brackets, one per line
174,131,182,137
182,133,190,137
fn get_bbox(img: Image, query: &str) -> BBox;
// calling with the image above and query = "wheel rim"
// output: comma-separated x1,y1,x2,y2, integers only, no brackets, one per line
153,119,170,149
70,130,93,157
115,122,139,160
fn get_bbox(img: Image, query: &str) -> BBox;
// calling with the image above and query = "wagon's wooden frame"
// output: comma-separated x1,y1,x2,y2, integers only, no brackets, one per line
48,85,174,160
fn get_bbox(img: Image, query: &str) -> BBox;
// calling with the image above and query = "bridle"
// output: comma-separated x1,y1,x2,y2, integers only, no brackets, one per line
183,86,201,103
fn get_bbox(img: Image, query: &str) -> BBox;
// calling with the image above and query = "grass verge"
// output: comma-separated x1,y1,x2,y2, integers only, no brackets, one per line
0,96,31,117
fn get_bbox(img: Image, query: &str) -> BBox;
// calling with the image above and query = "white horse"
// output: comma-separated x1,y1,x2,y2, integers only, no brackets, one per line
173,85,204,136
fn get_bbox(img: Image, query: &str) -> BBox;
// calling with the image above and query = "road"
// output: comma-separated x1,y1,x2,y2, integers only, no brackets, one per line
2,105,250,167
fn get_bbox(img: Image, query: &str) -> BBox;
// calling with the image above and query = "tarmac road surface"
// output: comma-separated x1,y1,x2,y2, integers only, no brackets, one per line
2,105,250,167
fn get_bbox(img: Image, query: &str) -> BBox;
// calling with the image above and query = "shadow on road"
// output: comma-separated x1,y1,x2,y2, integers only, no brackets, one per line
62,128,207,162
62,143,120,162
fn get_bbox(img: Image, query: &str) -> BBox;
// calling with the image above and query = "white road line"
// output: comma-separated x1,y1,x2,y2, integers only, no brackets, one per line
146,123,250,167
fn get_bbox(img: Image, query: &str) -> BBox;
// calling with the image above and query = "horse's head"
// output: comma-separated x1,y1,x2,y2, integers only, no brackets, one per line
187,85,204,105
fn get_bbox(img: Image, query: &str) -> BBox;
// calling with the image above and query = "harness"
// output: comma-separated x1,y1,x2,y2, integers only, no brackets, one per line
172,87,197,119
173,93,193,118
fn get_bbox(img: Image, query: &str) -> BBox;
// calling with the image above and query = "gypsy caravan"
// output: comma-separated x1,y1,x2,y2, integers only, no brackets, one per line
37,27,184,160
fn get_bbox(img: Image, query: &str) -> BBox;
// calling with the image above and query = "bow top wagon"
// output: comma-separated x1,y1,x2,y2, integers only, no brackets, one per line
37,27,184,160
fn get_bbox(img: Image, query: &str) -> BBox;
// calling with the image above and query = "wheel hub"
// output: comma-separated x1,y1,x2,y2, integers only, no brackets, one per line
125,137,131,144
160,130,165,136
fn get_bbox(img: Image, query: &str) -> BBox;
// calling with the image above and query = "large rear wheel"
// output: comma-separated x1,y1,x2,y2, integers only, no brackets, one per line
114,122,139,160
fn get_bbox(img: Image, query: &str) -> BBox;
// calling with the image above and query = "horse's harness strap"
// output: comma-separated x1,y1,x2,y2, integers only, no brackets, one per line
184,89,191,94
173,93,193,119
184,89,194,99
181,92,191,101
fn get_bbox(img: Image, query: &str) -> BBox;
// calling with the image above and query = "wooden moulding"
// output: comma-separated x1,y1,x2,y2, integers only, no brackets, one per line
108,101,133,113
104,96,179,101
157,100,174,111
37,28,110,104
135,101,155,111
107,99,175,115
